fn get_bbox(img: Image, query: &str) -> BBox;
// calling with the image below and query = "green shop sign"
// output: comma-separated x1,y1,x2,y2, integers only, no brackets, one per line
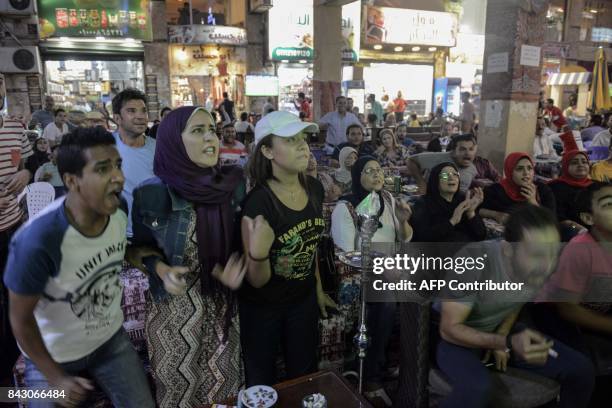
37,0,152,41
272,47,314,61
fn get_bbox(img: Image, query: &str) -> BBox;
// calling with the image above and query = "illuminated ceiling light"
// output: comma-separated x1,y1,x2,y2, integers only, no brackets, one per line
556,7,564,12
590,9,598,13
176,47,188,60
373,44,383,50
411,46,421,52
428,47,437,52
394,46,403,52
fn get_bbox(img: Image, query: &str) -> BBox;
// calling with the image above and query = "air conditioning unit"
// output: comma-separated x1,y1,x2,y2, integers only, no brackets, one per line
250,0,272,13
0,46,42,74
0,0,36,15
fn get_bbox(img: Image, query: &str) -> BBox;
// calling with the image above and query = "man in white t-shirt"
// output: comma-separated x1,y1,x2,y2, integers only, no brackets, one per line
318,96,361,154
42,108,69,147
4,127,155,408
533,116,559,159
234,112,255,134
592,115,612,148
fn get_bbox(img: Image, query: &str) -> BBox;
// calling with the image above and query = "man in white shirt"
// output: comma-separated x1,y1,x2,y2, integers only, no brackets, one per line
318,96,361,154
234,112,255,134
5,127,155,408
592,114,612,148
42,108,69,147
533,116,559,159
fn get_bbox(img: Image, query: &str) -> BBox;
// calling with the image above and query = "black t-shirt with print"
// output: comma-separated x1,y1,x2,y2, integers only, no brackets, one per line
240,176,325,305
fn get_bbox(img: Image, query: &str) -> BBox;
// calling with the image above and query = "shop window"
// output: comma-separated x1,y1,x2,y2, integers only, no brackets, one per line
166,0,244,27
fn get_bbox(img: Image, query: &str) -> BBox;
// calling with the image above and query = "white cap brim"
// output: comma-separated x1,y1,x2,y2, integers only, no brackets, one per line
255,121,319,144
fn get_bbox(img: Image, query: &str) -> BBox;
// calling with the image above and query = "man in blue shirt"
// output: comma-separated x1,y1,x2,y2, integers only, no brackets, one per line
30,96,56,130
111,89,156,237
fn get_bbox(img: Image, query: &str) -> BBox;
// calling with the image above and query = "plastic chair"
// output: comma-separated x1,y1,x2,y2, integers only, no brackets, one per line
23,182,55,218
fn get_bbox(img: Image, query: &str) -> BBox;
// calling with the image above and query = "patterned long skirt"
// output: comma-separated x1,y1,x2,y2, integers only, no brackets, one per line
145,279,243,407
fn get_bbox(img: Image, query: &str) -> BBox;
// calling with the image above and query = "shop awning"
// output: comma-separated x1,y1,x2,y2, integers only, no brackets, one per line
39,39,144,60
547,72,591,86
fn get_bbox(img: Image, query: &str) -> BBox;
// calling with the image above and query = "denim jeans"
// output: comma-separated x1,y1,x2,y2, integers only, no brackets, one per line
24,328,154,408
436,337,595,408
239,291,319,387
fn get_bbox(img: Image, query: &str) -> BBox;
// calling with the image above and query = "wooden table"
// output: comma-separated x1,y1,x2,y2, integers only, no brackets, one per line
207,370,373,407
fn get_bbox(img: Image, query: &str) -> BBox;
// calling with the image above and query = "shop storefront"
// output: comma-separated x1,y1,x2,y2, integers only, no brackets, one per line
268,0,360,115
357,3,458,117
168,24,247,110
37,0,152,113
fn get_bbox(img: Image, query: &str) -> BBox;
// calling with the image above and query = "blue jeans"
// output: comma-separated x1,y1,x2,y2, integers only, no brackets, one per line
24,328,154,408
436,338,595,408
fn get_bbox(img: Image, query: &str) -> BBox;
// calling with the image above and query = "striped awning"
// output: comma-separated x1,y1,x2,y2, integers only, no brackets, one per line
547,72,591,86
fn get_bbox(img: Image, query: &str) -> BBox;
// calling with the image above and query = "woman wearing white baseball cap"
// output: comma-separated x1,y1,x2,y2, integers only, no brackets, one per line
239,111,338,386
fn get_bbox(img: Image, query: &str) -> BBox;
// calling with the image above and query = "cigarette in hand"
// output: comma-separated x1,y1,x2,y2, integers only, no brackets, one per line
548,348,558,358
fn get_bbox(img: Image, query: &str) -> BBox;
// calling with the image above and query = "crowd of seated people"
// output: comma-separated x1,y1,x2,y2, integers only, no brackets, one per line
1,91,611,408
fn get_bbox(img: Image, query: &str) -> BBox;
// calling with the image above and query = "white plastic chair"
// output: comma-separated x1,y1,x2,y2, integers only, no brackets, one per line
21,182,55,218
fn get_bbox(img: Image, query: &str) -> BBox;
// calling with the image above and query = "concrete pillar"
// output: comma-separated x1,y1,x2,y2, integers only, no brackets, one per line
245,10,275,114
144,0,171,116
143,43,171,114
561,0,585,68
4,74,34,120
313,3,343,120
478,0,549,172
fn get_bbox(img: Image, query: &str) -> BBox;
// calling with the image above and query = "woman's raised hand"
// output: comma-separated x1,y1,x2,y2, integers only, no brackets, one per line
243,215,275,259
395,198,413,223
466,187,484,217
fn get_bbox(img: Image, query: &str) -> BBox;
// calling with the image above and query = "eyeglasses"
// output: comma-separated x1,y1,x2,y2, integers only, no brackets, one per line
439,171,460,180
363,167,384,176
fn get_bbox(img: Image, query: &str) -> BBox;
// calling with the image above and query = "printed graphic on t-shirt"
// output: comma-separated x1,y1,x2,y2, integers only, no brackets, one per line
273,217,325,280
43,240,125,335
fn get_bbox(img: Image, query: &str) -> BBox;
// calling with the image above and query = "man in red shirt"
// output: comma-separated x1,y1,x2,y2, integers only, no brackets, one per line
393,91,406,123
538,182,612,376
294,92,311,120
545,98,567,131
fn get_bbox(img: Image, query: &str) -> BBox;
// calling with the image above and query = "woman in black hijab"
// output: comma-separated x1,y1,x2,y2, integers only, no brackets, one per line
412,162,487,242
25,138,50,181
331,155,413,252
330,156,413,404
